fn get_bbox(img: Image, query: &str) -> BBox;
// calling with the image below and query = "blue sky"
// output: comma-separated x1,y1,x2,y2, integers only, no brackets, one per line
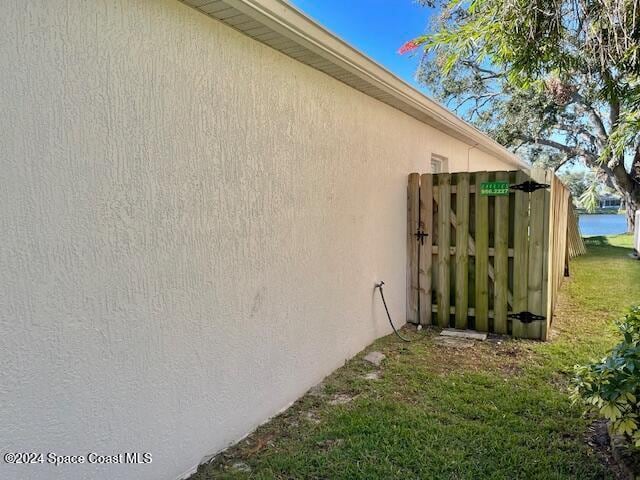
289,0,434,93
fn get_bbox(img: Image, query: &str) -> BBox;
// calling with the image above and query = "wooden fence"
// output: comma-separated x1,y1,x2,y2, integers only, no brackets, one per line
547,173,570,323
567,203,586,259
407,168,583,340
633,211,640,256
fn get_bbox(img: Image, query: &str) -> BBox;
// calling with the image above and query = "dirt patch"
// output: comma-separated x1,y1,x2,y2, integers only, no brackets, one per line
610,432,640,479
547,371,570,389
499,363,523,376
495,346,520,357
423,335,531,378
200,396,321,475
308,383,326,398
304,411,321,424
244,432,275,456
230,461,251,473
363,371,380,380
328,393,355,405
433,337,476,348
585,419,630,480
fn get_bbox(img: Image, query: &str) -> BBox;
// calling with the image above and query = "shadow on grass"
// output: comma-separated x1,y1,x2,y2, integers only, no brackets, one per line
582,235,635,257
583,235,612,247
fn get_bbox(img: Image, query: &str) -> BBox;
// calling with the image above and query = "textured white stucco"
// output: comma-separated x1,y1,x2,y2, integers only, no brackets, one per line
0,1,515,479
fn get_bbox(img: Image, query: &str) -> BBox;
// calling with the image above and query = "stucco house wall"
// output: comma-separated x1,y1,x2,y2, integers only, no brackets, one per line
1,1,520,479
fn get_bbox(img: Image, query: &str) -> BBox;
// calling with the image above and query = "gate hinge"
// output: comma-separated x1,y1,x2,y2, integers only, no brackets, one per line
414,230,429,245
510,180,550,193
508,311,546,323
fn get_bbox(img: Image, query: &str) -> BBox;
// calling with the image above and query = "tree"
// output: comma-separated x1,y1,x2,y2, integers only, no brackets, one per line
555,169,620,211
557,170,594,199
402,0,640,231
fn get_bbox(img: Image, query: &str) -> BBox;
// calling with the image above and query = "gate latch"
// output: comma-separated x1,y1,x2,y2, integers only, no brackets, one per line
508,311,546,323
510,180,550,193
414,230,429,245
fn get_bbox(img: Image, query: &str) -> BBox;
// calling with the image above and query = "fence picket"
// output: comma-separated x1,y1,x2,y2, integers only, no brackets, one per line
527,168,548,340
455,173,470,329
474,172,489,331
437,173,451,328
512,170,530,338
567,203,586,258
540,170,552,340
493,171,509,334
407,173,420,324
546,176,570,337
419,174,433,325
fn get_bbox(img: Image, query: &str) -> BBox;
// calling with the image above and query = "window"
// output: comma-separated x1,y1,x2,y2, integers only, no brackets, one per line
431,154,448,173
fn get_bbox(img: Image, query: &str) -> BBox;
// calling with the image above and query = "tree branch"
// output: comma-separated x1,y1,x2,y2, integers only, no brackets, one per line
553,156,579,172
606,157,635,194
603,68,621,127
453,92,501,113
570,92,608,142
460,60,500,77
518,135,600,163
631,144,640,182
553,121,600,148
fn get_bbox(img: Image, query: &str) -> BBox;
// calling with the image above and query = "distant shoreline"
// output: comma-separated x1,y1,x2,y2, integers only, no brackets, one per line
575,210,625,216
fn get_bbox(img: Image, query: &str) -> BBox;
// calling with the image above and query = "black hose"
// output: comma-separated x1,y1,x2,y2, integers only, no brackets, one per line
375,281,412,342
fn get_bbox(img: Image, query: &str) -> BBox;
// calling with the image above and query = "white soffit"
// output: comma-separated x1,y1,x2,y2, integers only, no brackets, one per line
180,0,528,169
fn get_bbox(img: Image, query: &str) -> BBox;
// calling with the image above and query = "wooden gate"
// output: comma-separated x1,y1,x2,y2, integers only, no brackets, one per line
407,168,562,340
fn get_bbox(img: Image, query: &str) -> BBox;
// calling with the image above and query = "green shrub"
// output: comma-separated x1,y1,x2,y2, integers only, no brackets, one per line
571,306,640,445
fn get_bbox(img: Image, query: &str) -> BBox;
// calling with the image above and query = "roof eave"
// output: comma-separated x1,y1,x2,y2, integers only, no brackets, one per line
182,0,529,170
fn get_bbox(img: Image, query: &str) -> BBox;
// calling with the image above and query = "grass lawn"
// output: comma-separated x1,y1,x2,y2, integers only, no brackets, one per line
193,234,640,480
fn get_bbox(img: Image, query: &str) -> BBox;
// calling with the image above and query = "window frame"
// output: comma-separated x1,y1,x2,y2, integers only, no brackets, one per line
430,154,449,173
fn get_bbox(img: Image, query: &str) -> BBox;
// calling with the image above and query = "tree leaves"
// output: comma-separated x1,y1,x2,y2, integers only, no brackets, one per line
572,307,640,444
411,0,640,229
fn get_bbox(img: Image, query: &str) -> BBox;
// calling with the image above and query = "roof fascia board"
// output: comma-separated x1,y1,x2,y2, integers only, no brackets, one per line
188,0,528,169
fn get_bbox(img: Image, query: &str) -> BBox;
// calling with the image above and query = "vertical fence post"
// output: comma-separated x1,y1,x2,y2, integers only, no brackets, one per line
493,171,510,334
419,174,433,325
474,172,489,331
547,180,570,331
542,171,553,340
437,173,451,328
407,173,420,324
527,168,550,340
512,170,530,338
635,212,640,255
455,173,470,329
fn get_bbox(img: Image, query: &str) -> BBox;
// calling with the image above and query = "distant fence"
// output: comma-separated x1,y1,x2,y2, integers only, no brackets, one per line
634,212,640,256
567,203,586,258
407,168,584,340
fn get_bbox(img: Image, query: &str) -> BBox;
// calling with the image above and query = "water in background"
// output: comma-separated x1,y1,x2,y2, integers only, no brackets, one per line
579,214,627,236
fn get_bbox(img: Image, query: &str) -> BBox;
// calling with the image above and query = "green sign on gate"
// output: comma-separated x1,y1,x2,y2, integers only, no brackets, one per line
480,181,510,196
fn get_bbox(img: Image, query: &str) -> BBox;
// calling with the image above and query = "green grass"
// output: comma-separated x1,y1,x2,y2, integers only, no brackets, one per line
192,234,640,480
